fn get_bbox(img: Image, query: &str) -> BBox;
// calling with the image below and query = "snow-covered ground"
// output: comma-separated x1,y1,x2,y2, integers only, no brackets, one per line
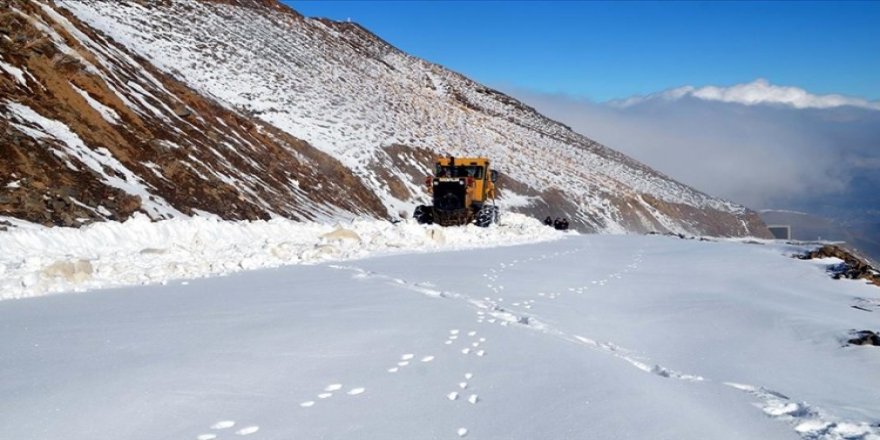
0,213,562,300
1,232,878,440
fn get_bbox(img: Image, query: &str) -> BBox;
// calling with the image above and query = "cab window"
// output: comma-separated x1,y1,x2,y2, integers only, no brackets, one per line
436,165,484,178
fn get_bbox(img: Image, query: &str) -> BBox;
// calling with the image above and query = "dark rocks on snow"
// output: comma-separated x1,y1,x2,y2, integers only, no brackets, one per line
798,245,880,287
847,330,880,347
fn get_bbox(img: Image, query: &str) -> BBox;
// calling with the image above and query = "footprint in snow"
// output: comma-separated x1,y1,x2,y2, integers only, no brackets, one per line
211,421,235,430
203,420,259,438
347,387,365,396
324,384,343,392
421,355,435,362
457,427,469,437
236,426,259,436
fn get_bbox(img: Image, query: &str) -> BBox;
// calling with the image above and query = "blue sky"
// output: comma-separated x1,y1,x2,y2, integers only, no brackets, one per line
286,1,880,102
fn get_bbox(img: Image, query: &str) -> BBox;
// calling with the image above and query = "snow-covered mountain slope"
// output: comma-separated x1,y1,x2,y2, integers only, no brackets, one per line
46,0,769,237
1,235,877,439
0,0,386,227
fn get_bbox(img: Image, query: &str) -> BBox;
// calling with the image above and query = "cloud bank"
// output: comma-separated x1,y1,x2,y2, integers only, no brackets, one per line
509,81,880,222
613,79,880,111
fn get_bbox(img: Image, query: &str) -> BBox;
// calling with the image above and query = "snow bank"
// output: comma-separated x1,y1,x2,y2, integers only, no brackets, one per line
0,213,565,300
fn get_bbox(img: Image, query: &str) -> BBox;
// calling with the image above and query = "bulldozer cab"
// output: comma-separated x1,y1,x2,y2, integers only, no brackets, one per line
433,157,495,204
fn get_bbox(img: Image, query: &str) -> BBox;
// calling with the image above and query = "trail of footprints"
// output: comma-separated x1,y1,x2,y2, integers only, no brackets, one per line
299,382,367,408
444,328,489,437
482,248,645,318
387,352,436,373
335,248,880,440
195,420,260,439
196,248,646,439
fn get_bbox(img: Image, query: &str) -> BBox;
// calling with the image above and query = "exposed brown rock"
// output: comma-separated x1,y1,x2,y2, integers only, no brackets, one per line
25,36,55,55
798,245,880,287
1,1,387,226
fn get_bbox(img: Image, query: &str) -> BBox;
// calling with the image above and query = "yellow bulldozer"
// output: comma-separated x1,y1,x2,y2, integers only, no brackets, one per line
413,156,499,227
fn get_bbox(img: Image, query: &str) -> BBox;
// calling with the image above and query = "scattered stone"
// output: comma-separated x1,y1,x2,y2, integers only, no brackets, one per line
847,330,880,347
24,36,54,55
51,53,82,71
798,245,880,287
173,105,193,118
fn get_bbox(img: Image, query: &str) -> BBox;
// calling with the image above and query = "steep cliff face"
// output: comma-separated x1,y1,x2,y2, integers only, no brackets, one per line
1,0,769,237
0,0,386,228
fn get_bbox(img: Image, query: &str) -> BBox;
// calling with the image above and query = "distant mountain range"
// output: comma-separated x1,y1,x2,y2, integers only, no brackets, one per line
1,0,768,237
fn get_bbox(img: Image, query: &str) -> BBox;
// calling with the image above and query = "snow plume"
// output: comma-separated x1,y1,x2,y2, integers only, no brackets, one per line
0,213,565,300
614,79,880,111
510,85,880,219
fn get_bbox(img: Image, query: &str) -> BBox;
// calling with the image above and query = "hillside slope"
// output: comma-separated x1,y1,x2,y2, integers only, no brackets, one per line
2,0,769,236
0,0,386,227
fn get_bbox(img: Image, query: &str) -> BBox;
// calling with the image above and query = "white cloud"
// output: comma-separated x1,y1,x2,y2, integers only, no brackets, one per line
508,82,880,220
613,78,880,110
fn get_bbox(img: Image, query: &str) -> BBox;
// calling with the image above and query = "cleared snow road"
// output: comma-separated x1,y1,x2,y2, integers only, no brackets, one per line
1,235,878,440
